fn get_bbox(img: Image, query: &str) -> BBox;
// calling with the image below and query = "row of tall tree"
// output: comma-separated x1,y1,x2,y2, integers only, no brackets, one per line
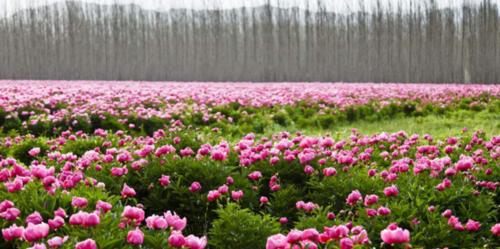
0,0,498,83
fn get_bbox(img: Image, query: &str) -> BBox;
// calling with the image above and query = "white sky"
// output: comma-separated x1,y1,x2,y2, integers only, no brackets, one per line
0,0,497,17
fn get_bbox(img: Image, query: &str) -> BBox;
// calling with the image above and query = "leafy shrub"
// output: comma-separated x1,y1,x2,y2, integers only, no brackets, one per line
9,138,48,165
272,111,291,126
209,203,280,249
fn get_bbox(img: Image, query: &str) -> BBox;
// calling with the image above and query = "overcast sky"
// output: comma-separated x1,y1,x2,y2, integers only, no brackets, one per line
1,0,498,16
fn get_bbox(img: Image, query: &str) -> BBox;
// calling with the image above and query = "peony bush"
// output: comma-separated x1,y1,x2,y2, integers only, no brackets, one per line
0,82,498,248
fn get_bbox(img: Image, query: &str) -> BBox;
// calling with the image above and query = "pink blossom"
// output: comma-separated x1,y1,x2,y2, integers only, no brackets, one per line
340,238,354,249
465,219,481,231
75,239,97,249
189,182,202,192
47,236,68,248
266,234,288,249
2,224,24,241
248,171,263,181
231,190,244,201
26,211,43,224
159,175,171,186
48,216,65,230
146,215,168,230
346,190,362,206
29,147,41,157
380,225,410,244
383,185,399,197
364,194,379,206
71,197,88,208
164,211,187,231
207,190,221,202
168,231,186,248
127,228,144,245
96,200,112,213
23,222,49,242
122,206,145,224
121,183,136,198
491,223,500,236
322,167,337,177
185,235,207,249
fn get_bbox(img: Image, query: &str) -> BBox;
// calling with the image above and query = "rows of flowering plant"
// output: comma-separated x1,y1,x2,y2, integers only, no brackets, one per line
0,121,498,248
0,82,499,248
0,82,498,137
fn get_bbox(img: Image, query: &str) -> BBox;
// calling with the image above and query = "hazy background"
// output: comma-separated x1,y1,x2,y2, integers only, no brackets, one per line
0,0,498,83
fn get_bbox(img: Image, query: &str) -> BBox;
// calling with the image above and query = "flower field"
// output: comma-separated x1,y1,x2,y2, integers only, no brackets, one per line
0,81,499,249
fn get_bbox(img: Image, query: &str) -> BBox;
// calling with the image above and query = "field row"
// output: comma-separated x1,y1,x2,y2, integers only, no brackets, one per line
0,82,498,249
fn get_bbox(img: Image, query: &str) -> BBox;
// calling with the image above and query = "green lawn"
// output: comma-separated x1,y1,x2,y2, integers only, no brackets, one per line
263,109,499,139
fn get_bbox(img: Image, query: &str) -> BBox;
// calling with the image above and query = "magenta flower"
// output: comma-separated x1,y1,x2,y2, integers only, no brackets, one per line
346,190,362,206
266,234,288,249
2,224,24,241
127,228,144,245
159,175,171,186
383,185,399,197
185,235,207,249
168,231,186,248
465,219,481,231
47,236,68,248
231,190,244,201
189,182,202,192
380,224,410,244
22,222,49,242
121,183,136,198
491,223,500,236
146,215,168,230
71,197,88,208
75,239,97,249
28,147,41,157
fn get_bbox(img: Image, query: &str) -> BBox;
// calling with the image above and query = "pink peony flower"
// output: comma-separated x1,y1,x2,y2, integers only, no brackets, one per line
122,206,145,224
248,171,263,181
185,235,208,249
189,182,202,192
164,211,187,231
29,147,41,157
364,194,379,206
47,236,68,248
266,234,288,249
491,223,500,236
159,175,171,186
146,215,168,230
48,216,65,230
207,190,221,202
2,224,24,241
23,222,49,242
380,225,410,244
26,211,43,224
322,167,337,177
346,190,362,206
340,237,354,249
127,228,144,245
383,185,399,197
168,231,186,248
71,197,88,208
75,239,97,249
231,190,244,201
465,219,481,231
121,183,136,198
96,200,112,213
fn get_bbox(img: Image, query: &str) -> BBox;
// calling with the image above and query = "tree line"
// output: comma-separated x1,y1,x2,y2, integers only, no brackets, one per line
0,0,498,83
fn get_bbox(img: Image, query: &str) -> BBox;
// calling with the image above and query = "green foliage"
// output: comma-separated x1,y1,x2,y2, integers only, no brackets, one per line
9,138,48,165
209,203,280,249
61,137,104,156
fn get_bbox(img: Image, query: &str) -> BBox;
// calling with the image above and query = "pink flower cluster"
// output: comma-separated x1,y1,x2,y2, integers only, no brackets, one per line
0,81,497,129
267,223,370,249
